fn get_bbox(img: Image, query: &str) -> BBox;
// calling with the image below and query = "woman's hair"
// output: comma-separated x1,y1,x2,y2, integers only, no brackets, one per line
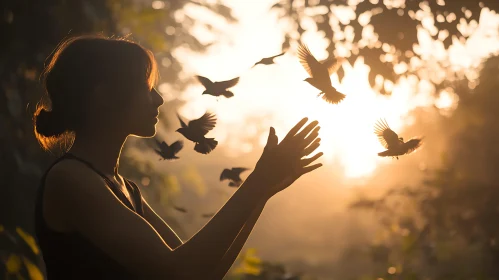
33,34,159,153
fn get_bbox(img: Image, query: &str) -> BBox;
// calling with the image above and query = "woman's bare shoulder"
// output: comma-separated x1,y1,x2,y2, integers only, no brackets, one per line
45,159,106,195
43,159,108,231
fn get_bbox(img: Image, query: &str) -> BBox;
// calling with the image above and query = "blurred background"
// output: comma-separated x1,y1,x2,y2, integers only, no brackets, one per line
2,0,499,279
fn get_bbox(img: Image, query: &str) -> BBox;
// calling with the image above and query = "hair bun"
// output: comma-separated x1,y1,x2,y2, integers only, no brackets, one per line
34,107,67,137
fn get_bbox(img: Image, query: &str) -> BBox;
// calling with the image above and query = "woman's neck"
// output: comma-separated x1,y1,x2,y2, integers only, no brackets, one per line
68,127,128,176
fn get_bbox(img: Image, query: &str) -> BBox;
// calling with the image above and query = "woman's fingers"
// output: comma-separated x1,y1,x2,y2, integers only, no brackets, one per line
301,152,323,167
295,120,319,141
300,126,320,148
264,127,278,150
299,163,323,176
282,117,309,143
301,138,321,157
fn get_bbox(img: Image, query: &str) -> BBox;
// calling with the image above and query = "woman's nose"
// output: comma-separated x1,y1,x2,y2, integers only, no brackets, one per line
151,88,164,107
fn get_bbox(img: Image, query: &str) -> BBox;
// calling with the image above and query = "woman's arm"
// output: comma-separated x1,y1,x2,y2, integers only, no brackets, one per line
141,187,266,279
47,118,321,279
212,199,266,279
142,198,184,249
212,119,324,278
47,160,266,279
141,186,265,277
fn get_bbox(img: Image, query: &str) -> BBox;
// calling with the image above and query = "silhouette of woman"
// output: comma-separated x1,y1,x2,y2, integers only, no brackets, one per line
33,35,323,279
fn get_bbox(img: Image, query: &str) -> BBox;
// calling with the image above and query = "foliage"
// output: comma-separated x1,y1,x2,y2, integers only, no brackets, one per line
273,0,499,94
0,225,44,280
226,248,311,280
349,55,499,279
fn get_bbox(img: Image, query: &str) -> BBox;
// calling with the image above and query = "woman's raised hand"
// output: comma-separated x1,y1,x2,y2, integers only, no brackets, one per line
248,117,323,199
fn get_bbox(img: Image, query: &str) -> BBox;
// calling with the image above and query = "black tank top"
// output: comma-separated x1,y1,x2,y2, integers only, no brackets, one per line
35,153,144,279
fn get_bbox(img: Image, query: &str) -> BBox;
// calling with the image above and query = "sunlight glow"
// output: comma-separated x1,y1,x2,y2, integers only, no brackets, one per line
167,1,499,179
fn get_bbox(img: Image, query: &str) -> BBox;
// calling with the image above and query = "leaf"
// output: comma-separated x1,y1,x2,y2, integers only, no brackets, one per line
16,228,39,255
6,254,21,274
22,257,44,280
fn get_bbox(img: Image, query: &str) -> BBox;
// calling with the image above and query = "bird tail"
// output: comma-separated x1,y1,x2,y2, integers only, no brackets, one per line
222,91,234,98
322,87,346,104
195,138,218,154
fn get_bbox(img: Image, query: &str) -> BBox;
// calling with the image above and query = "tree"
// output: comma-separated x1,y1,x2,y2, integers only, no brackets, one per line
349,55,499,279
272,0,499,94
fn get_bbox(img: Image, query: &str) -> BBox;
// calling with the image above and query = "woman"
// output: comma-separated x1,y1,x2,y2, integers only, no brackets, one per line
33,35,323,279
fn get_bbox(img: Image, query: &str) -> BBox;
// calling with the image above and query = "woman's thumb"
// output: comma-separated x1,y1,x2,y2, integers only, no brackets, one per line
266,127,278,148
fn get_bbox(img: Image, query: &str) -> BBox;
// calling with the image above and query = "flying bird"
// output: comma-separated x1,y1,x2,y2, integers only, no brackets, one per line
374,119,423,160
297,42,346,104
252,52,285,68
154,139,183,160
220,167,250,187
196,75,240,98
201,213,215,218
173,206,187,213
176,112,218,154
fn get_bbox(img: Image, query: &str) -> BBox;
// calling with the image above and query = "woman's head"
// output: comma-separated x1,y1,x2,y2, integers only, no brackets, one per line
34,34,163,152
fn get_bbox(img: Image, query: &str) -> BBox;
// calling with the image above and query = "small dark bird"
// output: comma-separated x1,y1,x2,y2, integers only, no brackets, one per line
196,75,240,98
297,42,346,104
374,119,423,160
201,213,215,218
176,112,218,154
252,52,285,68
173,206,187,213
220,167,250,187
154,139,183,160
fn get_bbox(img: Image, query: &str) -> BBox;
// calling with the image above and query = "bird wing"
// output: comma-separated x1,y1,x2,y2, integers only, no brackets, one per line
324,57,345,75
374,119,400,148
170,140,184,154
402,138,423,155
269,52,285,60
173,206,187,213
231,167,250,176
220,169,231,181
297,42,322,78
214,77,240,89
188,112,217,135
196,75,214,89
177,113,188,128
153,149,163,157
155,139,168,150
202,213,215,218
378,149,396,157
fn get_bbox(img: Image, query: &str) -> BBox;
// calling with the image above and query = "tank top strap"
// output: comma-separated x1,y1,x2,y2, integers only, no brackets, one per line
123,178,144,217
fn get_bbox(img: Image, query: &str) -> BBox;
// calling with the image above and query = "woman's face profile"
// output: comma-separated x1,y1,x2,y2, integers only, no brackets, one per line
114,79,164,138
126,81,163,137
